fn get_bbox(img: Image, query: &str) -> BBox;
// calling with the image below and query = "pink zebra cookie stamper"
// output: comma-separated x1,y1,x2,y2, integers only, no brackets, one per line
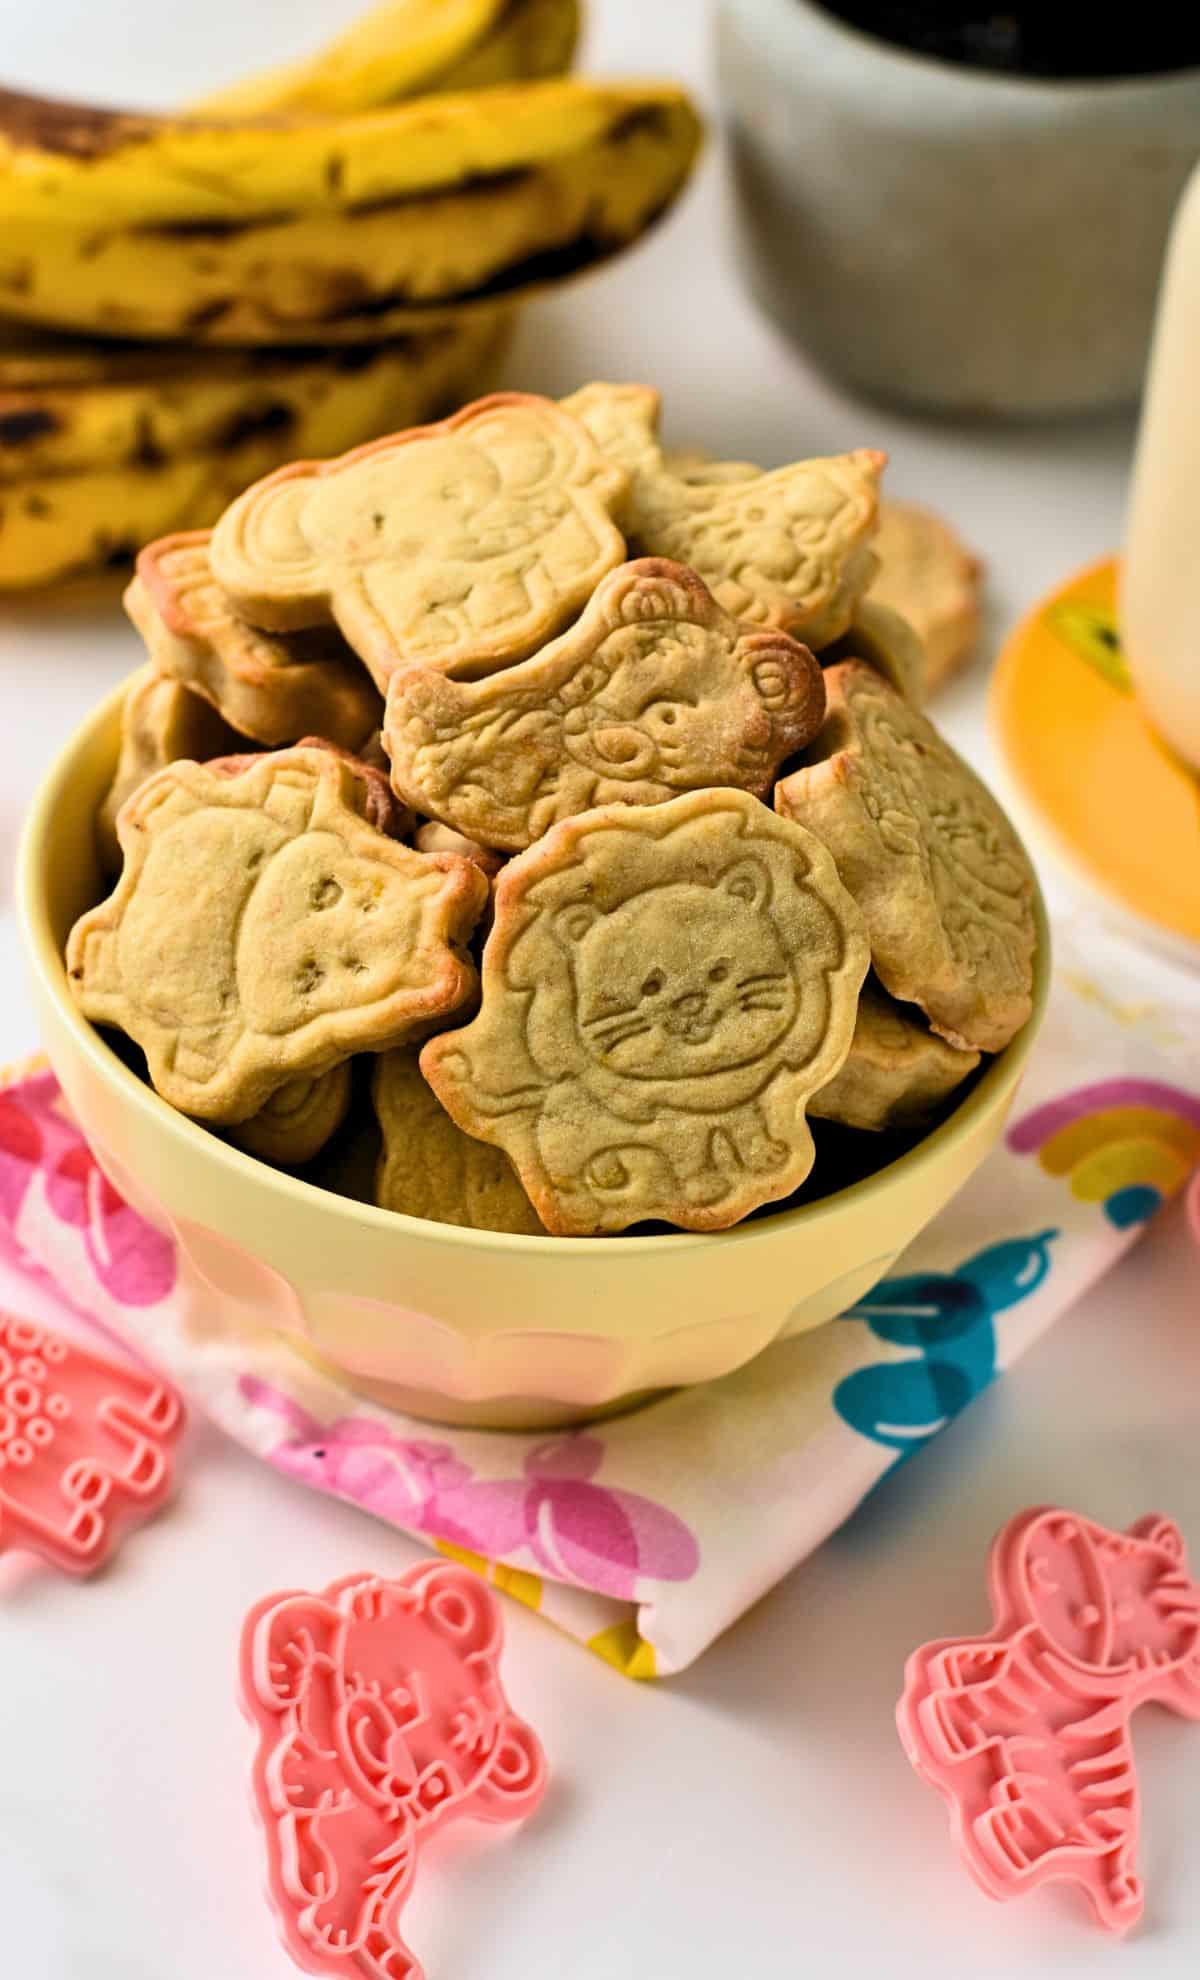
897,1507,1200,1933
0,1309,184,1575
239,1561,547,1980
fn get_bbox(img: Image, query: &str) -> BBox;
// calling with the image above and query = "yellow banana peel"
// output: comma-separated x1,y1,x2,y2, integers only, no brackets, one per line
196,0,579,117
0,79,701,342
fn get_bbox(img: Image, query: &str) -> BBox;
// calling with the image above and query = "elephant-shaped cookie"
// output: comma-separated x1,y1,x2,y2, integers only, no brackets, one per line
383,557,827,850
210,392,628,688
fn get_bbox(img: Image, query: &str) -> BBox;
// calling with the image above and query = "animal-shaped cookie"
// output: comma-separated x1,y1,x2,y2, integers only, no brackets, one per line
128,530,383,749
68,749,486,1123
373,1049,544,1234
871,499,982,695
383,558,827,851
230,1062,354,1169
810,980,980,1132
898,1507,1200,1933
210,392,628,688
96,663,244,874
775,662,1037,1053
561,382,883,649
421,789,870,1235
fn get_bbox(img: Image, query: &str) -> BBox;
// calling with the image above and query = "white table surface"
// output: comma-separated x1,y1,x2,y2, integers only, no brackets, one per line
1,6,1197,1978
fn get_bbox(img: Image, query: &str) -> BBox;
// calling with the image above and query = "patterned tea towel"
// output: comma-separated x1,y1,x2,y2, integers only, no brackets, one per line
1,915,1196,1677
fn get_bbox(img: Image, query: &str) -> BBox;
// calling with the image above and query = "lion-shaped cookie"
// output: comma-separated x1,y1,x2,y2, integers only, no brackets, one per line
421,789,870,1235
209,392,629,689
775,661,1037,1053
383,558,827,851
561,382,884,650
68,749,487,1124
128,530,383,750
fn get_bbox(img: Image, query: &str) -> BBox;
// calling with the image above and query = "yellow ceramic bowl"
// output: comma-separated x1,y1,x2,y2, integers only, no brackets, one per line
17,682,1050,1429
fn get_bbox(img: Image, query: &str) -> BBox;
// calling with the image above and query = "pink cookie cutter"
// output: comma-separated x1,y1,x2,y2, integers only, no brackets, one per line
898,1507,1200,1933
239,1561,547,1980
0,1308,184,1574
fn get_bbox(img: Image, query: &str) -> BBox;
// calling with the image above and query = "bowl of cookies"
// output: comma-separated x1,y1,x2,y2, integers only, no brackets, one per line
19,387,1047,1429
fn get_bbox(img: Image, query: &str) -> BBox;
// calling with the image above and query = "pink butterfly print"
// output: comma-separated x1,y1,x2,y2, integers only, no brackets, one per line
428,1437,700,1599
240,1379,480,1543
243,1380,700,1601
0,1074,175,1307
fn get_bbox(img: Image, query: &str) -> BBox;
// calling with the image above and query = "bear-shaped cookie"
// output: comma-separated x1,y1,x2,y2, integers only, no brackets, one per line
68,748,486,1123
561,382,883,649
383,557,827,851
421,788,870,1235
210,392,628,689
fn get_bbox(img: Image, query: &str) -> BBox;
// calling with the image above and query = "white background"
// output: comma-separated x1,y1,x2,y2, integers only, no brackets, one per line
0,5,1197,1977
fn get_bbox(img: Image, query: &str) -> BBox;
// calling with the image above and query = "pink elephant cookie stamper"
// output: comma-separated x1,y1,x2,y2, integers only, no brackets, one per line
898,1507,1200,1932
0,1308,183,1575
239,1561,547,1980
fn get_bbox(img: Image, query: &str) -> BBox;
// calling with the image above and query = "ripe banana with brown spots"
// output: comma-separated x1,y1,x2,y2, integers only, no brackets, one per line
0,78,701,345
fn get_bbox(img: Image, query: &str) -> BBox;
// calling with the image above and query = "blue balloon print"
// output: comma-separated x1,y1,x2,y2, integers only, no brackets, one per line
833,1230,1058,1464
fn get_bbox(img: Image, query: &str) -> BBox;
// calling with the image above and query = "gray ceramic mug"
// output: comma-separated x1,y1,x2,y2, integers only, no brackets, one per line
716,0,1200,416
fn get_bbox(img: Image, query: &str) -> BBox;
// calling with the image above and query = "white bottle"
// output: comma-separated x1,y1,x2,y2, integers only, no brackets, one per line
1120,163,1200,774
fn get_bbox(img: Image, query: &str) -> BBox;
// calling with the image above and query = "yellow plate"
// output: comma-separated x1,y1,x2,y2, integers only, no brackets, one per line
992,556,1200,953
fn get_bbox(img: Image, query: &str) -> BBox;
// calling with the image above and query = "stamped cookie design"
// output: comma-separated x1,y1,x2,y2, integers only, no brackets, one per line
776,661,1037,1052
384,559,826,851
210,393,628,688
209,738,413,841
97,664,244,874
373,1049,544,1235
561,382,883,649
421,789,869,1235
811,980,980,1133
129,531,383,751
68,751,486,1123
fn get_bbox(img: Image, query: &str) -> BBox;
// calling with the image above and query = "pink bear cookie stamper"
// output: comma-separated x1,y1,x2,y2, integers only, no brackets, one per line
898,1507,1200,1933
0,1309,183,1575
239,1562,547,1980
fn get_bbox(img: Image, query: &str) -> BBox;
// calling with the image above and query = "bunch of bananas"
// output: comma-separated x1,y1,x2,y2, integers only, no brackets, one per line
0,0,701,588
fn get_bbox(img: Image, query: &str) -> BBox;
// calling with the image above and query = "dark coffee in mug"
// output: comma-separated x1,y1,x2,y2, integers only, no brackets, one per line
813,4,1200,78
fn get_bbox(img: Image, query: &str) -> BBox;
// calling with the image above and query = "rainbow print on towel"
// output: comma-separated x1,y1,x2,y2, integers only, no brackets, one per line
1008,1080,1200,1230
